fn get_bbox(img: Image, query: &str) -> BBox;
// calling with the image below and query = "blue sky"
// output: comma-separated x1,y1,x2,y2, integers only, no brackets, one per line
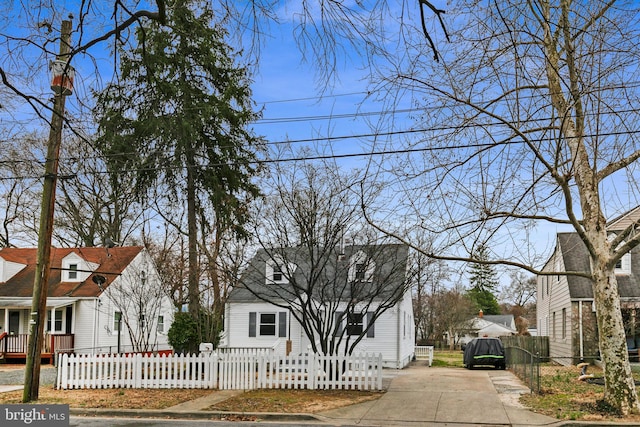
1,1,584,290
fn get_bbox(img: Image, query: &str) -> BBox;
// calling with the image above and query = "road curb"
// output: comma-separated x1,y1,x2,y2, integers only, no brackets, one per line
70,407,322,422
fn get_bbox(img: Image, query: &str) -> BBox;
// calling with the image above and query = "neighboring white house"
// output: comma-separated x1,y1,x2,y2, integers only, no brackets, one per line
456,313,517,345
0,246,174,361
222,244,415,369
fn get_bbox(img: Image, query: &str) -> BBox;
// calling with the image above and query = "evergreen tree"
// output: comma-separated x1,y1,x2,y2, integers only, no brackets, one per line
93,0,263,323
467,245,501,315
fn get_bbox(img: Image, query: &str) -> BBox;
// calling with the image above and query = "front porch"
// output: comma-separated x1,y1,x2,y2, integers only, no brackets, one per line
0,332,74,364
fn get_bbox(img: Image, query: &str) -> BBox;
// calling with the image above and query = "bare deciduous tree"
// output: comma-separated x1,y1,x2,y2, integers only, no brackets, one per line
241,160,410,357
361,0,640,413
102,257,167,352
409,237,449,344
431,289,476,350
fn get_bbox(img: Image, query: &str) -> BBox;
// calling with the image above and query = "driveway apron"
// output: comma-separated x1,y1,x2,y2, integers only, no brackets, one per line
318,362,558,427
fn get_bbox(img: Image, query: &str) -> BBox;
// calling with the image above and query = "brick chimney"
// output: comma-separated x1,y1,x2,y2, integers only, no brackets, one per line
478,309,483,318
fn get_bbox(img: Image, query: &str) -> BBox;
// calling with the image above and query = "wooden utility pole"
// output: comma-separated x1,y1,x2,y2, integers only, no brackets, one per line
23,17,73,403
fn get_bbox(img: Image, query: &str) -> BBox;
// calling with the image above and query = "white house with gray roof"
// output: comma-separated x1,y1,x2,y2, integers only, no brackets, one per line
221,244,415,368
456,313,517,346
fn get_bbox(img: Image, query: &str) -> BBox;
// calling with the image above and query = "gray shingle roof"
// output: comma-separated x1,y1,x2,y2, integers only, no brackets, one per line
483,314,514,328
558,232,640,299
229,244,409,303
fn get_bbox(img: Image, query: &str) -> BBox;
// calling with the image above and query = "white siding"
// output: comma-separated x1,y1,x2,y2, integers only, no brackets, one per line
225,302,291,351
74,250,174,354
225,289,415,369
73,299,100,352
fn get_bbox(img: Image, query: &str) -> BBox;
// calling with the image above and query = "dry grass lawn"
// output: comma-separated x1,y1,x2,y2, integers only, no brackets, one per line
0,386,382,412
0,387,213,409
0,364,382,413
207,389,383,413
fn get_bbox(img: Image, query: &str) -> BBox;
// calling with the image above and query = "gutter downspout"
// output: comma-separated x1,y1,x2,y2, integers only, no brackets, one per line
579,301,584,360
397,307,401,369
93,299,98,354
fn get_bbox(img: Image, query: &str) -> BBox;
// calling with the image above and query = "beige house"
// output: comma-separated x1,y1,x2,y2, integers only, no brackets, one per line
537,207,640,363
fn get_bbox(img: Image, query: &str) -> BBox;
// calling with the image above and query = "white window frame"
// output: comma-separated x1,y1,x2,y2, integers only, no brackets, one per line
265,257,296,284
113,311,123,334
259,312,277,336
46,308,64,333
346,312,364,336
348,251,375,282
615,253,632,274
68,263,78,280
157,315,165,334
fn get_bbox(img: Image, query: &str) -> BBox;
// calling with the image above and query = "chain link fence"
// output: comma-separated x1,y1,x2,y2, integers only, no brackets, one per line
505,344,601,394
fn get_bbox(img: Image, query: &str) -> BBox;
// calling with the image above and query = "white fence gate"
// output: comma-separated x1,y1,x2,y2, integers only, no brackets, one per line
56,352,383,391
415,345,434,366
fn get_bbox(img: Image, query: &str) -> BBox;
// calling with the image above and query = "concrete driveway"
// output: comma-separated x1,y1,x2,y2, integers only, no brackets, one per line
317,361,559,426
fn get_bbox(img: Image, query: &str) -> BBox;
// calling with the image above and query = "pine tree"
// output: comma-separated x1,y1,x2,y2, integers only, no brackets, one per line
467,245,501,315
94,0,263,319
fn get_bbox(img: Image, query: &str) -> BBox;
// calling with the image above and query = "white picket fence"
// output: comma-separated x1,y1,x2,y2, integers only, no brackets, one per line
56,351,383,391
415,345,434,366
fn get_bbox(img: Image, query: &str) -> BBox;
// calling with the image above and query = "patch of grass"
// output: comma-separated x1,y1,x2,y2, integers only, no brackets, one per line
431,350,464,368
207,389,383,413
520,364,640,423
0,388,213,409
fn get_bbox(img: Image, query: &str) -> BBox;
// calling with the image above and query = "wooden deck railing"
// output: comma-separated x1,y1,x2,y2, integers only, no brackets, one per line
0,333,74,361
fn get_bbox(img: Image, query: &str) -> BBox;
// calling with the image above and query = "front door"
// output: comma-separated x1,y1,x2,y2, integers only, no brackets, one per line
8,310,20,334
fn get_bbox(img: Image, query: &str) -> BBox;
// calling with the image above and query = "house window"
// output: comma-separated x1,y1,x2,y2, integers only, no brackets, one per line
259,313,276,336
157,315,164,333
615,253,631,273
348,251,375,282
46,309,63,333
346,312,364,336
272,264,283,282
249,312,286,337
114,311,123,332
68,264,78,280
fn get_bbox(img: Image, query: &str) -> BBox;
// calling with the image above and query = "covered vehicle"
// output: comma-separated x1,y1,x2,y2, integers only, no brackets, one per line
463,337,506,369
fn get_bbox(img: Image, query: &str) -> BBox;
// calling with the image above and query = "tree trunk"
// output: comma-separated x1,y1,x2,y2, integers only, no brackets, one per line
186,152,199,318
592,259,640,414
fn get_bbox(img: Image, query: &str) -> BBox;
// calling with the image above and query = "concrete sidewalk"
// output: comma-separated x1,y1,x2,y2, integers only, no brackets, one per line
315,362,560,426
1,362,563,426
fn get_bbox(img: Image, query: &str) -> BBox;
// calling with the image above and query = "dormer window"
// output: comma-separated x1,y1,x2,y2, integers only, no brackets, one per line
0,256,26,282
608,233,632,274
62,252,98,282
272,264,283,281
615,253,631,274
348,251,375,282
68,264,78,280
266,257,296,284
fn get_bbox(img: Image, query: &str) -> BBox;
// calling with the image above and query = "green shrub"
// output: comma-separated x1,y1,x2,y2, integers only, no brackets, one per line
167,312,200,354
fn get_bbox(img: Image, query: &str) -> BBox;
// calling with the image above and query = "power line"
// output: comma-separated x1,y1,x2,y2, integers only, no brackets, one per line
257,91,369,105
2,127,640,181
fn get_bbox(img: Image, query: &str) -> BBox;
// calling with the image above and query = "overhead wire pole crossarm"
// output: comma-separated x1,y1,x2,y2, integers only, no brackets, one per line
23,17,73,403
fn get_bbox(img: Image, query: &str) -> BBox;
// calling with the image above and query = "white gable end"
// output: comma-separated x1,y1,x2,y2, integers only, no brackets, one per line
61,253,99,282
0,256,26,282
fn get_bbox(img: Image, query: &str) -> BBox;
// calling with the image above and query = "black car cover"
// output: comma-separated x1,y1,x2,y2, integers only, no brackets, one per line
463,337,505,367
